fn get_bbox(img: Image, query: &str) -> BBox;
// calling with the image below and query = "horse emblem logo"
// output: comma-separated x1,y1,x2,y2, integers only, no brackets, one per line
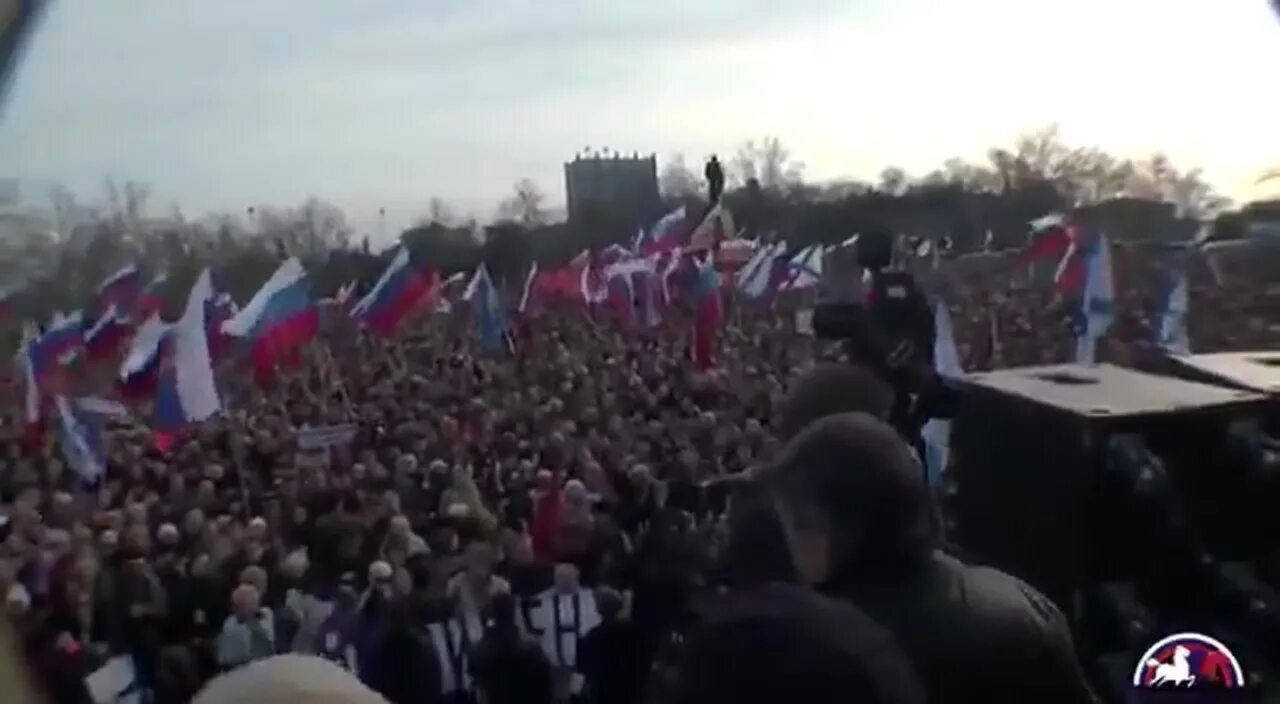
1132,632,1245,689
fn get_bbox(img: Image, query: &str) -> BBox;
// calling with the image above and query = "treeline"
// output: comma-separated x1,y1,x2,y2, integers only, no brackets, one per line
2,126,1252,323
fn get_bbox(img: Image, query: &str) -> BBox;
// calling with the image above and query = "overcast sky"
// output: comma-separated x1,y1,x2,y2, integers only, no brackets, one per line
2,0,1278,238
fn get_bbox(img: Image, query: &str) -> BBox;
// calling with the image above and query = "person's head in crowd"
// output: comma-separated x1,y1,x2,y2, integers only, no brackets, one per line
43,529,71,560
196,479,217,506
776,364,894,440
628,464,653,490
666,584,923,704
157,523,180,551
756,413,933,586
596,587,624,624
122,523,151,558
366,560,394,611
232,583,262,620
184,508,207,539
280,549,309,582
553,563,580,595
241,566,270,597
463,540,495,581
191,654,389,704
562,479,590,513
246,517,269,543
125,501,148,526
502,529,534,567
387,515,412,542
95,528,119,560
191,553,215,579
49,491,74,527
6,582,31,619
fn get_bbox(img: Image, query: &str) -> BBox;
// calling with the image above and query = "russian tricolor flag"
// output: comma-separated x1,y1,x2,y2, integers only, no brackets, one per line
153,270,222,450
205,290,238,362
351,247,437,336
119,313,170,401
96,264,141,310
222,257,318,383
34,311,84,386
138,272,169,317
83,304,131,363
635,206,687,256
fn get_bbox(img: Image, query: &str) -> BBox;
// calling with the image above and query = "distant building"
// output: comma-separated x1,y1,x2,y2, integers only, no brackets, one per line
564,152,661,239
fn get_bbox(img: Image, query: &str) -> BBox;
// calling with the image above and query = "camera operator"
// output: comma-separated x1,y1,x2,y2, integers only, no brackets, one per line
812,227,942,444
750,412,1098,703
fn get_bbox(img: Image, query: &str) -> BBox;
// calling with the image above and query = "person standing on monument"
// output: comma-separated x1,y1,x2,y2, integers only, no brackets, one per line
705,156,725,204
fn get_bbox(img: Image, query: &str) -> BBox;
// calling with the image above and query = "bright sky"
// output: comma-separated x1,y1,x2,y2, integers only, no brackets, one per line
2,0,1278,238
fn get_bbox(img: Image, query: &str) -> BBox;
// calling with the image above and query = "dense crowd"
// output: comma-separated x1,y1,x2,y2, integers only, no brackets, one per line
1,242,1277,704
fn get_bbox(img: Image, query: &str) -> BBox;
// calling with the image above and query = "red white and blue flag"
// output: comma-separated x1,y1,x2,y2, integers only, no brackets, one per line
83,304,131,363
138,271,169,317
204,289,238,362
34,311,84,387
351,246,437,336
222,257,318,383
118,313,170,401
634,206,687,256
153,270,221,450
95,264,141,310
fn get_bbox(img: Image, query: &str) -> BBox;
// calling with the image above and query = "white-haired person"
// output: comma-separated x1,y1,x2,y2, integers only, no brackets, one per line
216,583,276,671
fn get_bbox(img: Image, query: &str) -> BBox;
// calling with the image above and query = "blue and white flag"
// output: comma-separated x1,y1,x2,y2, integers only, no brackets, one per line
779,244,825,291
464,264,507,353
921,300,962,486
1155,270,1190,355
55,396,106,482
737,241,785,299
1074,233,1114,364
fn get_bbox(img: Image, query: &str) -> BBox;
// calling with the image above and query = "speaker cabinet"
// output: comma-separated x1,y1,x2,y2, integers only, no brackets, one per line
949,363,1263,622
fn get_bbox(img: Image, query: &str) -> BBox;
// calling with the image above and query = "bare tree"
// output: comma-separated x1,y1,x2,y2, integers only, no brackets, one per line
48,183,78,238
298,197,352,252
659,154,700,199
427,197,455,226
1125,156,1229,217
877,167,909,196
733,137,804,191
124,181,150,226
497,179,546,226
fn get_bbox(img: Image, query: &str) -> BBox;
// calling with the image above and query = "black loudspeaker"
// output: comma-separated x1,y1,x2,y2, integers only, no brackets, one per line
949,362,1263,623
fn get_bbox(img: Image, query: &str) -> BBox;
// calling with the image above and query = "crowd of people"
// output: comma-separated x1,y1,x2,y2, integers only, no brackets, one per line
1,238,1277,704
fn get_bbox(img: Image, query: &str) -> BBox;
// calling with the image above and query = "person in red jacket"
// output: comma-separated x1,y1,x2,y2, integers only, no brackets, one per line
529,470,563,563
